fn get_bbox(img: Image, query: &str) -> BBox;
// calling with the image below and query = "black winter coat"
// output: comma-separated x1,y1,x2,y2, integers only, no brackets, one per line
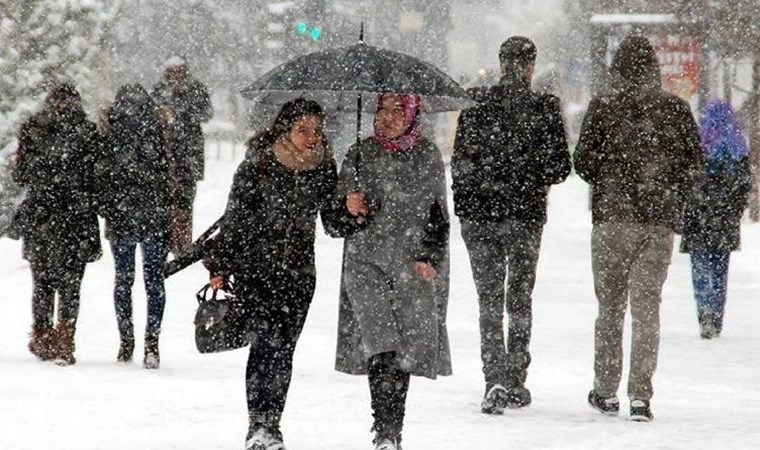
206,141,338,278
12,108,103,263
101,95,171,241
680,158,751,252
152,78,212,184
452,76,571,225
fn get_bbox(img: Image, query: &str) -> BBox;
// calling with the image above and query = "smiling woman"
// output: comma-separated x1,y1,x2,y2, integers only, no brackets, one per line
202,98,338,450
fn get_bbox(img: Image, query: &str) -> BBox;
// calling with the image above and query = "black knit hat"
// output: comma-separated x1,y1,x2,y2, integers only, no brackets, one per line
499,36,537,67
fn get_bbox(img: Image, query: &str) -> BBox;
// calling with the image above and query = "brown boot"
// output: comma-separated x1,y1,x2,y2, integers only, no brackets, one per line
54,323,77,366
28,325,56,361
143,332,160,369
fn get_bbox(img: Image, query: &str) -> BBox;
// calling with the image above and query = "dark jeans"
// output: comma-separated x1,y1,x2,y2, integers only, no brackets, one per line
690,251,730,331
243,270,315,427
368,352,410,441
30,258,86,328
461,218,542,389
110,235,169,336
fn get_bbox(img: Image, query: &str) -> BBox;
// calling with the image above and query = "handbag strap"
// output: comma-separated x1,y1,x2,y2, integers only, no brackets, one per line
196,280,236,305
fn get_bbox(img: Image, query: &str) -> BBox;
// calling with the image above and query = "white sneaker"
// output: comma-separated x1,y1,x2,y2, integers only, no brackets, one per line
245,427,286,450
374,438,400,450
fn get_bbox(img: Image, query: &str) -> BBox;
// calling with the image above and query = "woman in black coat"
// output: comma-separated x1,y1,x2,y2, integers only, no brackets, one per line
101,84,172,368
205,98,337,450
681,99,751,339
12,83,103,365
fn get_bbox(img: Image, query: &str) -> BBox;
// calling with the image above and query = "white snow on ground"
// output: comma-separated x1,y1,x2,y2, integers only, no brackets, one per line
2,143,759,450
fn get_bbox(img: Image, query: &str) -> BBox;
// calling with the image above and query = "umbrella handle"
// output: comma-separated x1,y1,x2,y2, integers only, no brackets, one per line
356,93,362,148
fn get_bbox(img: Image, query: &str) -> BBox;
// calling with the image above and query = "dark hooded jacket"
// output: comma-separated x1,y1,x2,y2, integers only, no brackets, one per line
574,36,705,231
680,159,751,252
452,74,571,225
101,84,171,241
12,99,103,263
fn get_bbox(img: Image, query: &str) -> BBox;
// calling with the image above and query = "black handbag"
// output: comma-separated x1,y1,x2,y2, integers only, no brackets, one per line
194,282,250,353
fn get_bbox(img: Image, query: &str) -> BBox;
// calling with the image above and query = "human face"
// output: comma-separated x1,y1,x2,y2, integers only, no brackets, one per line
376,95,407,139
287,115,324,154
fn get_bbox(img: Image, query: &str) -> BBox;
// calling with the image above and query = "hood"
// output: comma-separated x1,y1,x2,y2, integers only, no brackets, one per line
610,35,662,93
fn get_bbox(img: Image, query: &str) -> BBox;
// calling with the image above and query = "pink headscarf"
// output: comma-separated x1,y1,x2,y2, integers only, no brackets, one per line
372,94,422,153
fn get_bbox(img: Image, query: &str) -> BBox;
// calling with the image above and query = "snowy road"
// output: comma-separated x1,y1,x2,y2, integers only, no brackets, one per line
2,146,759,449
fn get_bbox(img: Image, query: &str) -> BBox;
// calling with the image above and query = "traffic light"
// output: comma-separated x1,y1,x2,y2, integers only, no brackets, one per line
295,20,322,42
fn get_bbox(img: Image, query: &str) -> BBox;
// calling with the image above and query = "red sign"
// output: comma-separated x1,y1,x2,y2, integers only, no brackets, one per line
650,34,701,103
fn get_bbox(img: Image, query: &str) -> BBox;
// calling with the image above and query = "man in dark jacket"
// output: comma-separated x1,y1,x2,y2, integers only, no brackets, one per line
452,36,571,413
151,57,212,254
574,35,705,422
13,83,103,365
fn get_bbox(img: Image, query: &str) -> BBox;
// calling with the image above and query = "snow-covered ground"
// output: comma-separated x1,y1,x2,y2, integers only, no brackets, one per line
2,143,759,450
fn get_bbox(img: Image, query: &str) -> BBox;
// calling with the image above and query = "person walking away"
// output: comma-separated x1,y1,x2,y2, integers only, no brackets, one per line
574,35,705,422
681,99,751,339
451,36,571,413
151,56,212,254
324,93,451,450
12,83,103,365
204,99,337,450
100,84,172,368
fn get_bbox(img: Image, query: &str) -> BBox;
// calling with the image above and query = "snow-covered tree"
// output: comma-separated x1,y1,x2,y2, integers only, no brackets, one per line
0,0,121,154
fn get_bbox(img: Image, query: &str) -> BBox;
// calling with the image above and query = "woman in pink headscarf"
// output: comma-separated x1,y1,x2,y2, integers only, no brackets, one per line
324,93,451,450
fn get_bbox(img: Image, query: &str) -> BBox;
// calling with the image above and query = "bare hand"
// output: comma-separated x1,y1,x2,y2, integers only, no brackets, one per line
346,191,369,218
209,275,225,290
412,261,437,281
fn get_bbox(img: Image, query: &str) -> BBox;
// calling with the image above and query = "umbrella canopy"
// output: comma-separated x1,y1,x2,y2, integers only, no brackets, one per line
241,42,473,113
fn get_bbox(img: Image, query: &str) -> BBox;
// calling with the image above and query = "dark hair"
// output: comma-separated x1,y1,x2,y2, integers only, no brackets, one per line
610,35,661,89
45,83,81,105
499,36,537,68
249,98,325,150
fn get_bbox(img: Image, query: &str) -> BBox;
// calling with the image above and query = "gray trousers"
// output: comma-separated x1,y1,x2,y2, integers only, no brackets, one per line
461,218,542,389
591,222,673,401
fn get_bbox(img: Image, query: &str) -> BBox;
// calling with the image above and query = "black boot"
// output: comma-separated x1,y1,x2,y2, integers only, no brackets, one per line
504,352,531,408
117,330,135,363
143,332,160,369
369,352,408,450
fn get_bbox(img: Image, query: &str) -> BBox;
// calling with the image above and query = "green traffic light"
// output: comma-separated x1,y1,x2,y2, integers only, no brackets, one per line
296,21,308,35
310,26,322,41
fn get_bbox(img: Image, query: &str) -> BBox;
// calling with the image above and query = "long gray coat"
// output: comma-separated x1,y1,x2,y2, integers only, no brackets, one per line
329,138,452,379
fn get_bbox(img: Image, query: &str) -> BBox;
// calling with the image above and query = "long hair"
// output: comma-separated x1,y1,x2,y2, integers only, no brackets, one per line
248,98,326,155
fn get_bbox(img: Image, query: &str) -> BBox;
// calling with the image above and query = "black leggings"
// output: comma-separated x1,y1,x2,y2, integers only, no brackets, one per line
368,352,411,441
242,270,316,428
31,259,86,328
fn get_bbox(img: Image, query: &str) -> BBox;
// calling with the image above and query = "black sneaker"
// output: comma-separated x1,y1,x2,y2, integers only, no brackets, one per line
481,384,509,414
505,385,532,408
630,399,654,422
588,390,619,416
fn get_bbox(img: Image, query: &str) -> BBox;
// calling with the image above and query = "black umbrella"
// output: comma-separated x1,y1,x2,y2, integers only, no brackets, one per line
241,25,473,144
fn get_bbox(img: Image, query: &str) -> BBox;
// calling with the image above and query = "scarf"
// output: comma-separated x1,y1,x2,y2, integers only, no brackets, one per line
372,94,422,153
272,136,324,172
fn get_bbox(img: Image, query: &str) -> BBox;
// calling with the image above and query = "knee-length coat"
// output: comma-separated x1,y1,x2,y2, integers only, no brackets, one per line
325,137,451,379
